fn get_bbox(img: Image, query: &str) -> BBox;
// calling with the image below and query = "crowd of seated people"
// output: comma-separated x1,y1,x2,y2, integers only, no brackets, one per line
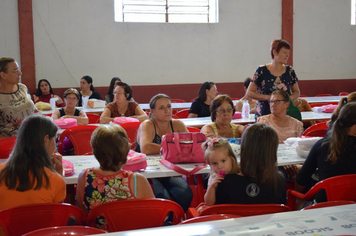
1,45,355,232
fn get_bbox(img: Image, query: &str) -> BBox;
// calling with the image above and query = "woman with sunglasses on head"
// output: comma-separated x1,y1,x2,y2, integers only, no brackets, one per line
100,82,147,123
201,95,244,139
246,39,300,120
0,57,34,138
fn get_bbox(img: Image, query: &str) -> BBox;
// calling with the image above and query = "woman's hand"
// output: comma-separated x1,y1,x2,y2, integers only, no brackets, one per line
52,153,63,176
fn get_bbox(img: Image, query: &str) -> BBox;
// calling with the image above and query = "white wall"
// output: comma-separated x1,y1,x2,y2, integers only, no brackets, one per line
1,0,354,89
294,0,356,80
0,1,21,64
31,0,280,88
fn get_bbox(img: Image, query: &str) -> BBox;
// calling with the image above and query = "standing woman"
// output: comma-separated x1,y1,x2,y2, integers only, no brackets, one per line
78,75,102,107
188,82,218,118
105,77,122,105
136,94,193,213
0,57,34,138
32,79,65,107
246,39,300,119
100,82,147,123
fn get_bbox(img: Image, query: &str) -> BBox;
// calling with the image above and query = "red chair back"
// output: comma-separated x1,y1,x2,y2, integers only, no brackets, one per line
43,113,53,117
199,204,291,217
230,98,240,101
87,199,185,232
57,125,99,155
179,214,239,224
119,122,142,149
175,109,190,118
302,122,328,137
23,226,107,236
0,203,86,236
86,113,100,124
0,136,16,159
302,201,355,210
299,95,308,97
339,92,349,96
187,127,201,133
171,99,186,103
315,94,333,97
288,174,356,210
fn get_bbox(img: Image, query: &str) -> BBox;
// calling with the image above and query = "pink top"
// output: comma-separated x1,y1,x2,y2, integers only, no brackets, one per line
257,114,303,143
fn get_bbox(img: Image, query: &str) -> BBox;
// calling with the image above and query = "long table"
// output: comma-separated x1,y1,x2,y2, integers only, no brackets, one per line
94,204,356,236
63,144,304,185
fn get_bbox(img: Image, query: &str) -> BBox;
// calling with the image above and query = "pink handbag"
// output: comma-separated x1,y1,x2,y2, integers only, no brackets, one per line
160,132,207,176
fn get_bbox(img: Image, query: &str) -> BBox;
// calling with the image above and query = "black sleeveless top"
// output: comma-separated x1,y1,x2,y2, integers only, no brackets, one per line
59,108,80,117
135,119,174,153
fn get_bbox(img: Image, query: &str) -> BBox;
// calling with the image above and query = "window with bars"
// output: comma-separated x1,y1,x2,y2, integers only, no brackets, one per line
352,0,356,25
114,0,219,23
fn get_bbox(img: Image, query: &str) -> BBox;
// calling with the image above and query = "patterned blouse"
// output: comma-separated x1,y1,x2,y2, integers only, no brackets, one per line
252,65,298,119
106,101,138,118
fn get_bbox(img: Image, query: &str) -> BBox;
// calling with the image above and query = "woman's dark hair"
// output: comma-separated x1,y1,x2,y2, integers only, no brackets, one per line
0,116,58,191
210,94,235,122
196,82,215,102
240,123,281,192
106,77,122,102
0,57,15,73
330,92,356,122
271,39,291,59
91,123,130,172
81,75,95,91
243,77,251,89
115,82,133,101
34,79,54,96
324,102,356,163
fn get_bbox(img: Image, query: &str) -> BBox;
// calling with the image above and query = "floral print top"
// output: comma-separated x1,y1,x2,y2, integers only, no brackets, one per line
252,65,298,119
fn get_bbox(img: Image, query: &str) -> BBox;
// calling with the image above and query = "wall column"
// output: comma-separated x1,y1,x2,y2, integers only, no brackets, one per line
18,0,36,93
282,0,294,66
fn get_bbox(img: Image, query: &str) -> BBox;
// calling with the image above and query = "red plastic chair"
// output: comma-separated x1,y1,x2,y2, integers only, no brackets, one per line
0,136,16,159
57,125,99,155
302,122,328,137
23,226,107,236
172,114,180,119
179,214,239,224
339,92,349,96
302,201,355,211
315,94,333,97
43,113,53,117
87,113,101,124
0,203,86,236
175,109,190,118
230,98,240,101
190,98,196,102
187,127,201,133
299,95,308,97
187,204,291,218
287,174,356,210
87,199,185,232
119,122,142,150
171,99,186,103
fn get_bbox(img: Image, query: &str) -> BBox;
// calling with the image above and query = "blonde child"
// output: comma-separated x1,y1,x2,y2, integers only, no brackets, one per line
214,123,287,205
203,138,240,206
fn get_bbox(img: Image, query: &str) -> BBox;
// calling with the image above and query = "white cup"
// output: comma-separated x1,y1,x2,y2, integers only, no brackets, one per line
82,96,89,108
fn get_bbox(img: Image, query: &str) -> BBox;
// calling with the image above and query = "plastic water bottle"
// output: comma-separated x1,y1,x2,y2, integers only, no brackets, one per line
242,100,250,119
50,97,59,111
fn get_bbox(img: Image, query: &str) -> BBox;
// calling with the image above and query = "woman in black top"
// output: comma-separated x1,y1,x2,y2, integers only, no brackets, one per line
188,82,218,118
78,75,102,106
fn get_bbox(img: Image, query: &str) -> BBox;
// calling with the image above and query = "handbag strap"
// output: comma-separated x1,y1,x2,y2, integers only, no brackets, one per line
160,159,207,177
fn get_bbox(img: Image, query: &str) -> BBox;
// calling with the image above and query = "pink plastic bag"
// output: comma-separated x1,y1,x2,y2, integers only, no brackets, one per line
122,150,147,172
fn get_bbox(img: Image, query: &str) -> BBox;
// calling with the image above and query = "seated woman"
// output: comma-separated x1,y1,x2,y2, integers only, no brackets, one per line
327,91,356,132
296,102,356,204
32,79,65,108
136,94,193,213
105,77,121,105
257,90,303,143
188,82,218,118
0,115,65,210
201,95,244,139
212,124,286,205
0,57,34,138
77,124,154,229
235,77,257,114
100,82,147,123
52,88,89,126
78,75,102,107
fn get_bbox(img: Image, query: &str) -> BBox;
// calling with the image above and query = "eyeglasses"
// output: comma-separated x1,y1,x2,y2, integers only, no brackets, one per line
216,108,233,114
269,100,288,105
113,92,126,96
65,97,78,101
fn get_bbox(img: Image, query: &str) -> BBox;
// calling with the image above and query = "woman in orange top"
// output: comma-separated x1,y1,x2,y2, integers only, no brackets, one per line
0,115,66,210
